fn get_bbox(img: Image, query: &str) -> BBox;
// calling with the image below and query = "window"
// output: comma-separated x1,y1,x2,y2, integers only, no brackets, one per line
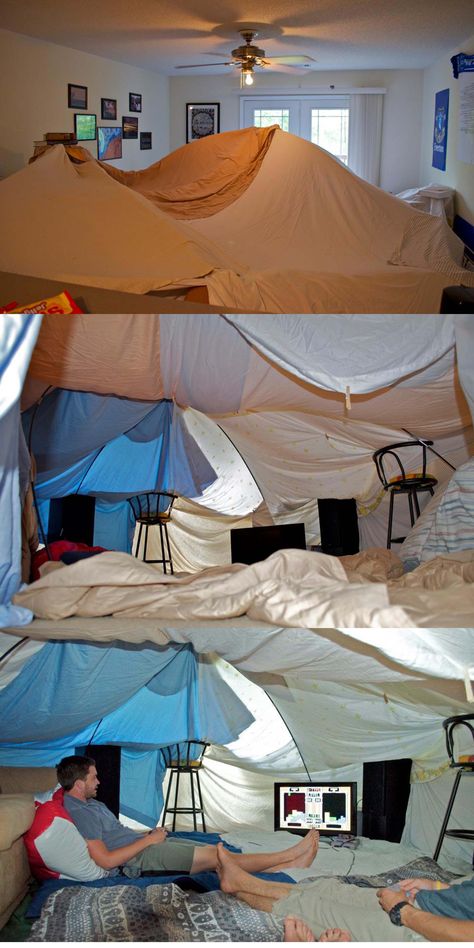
241,92,384,185
310,108,349,164
243,96,350,163
252,108,290,131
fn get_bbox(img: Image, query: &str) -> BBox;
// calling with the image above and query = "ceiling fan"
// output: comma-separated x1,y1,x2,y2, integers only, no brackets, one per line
175,29,315,85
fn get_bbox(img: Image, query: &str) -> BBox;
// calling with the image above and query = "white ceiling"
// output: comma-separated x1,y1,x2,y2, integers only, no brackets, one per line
1,0,473,75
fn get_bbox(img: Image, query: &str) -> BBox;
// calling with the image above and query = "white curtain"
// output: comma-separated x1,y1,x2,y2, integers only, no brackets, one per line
348,93,384,185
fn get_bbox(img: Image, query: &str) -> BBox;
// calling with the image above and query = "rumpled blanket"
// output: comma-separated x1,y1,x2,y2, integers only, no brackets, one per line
27,882,284,942
27,857,457,942
13,546,474,630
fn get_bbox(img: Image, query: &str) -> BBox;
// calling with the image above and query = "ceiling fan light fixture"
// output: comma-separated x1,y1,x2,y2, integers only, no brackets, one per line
240,64,254,87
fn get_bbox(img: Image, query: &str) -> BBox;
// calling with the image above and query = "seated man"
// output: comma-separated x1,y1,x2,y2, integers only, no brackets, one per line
216,843,474,942
57,755,319,877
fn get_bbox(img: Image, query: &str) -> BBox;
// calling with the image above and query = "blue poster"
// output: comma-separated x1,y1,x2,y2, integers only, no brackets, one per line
432,88,449,171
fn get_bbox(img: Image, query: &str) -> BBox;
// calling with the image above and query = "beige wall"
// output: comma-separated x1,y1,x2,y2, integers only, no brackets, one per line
170,68,423,194
420,33,474,224
0,30,170,177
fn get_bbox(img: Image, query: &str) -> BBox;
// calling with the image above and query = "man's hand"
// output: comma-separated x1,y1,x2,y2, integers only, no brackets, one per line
145,827,168,846
376,887,408,913
398,877,448,899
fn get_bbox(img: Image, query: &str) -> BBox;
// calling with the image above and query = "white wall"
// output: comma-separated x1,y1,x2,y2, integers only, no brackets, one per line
0,30,170,177
420,33,474,224
170,68,423,194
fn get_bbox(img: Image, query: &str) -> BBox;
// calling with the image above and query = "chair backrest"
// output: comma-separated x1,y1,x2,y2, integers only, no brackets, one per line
160,741,209,770
372,440,433,489
443,713,474,767
128,491,177,522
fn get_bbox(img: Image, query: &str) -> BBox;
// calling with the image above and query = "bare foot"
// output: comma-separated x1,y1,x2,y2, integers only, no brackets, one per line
281,830,319,862
217,842,250,895
269,830,319,872
284,915,316,941
319,928,352,942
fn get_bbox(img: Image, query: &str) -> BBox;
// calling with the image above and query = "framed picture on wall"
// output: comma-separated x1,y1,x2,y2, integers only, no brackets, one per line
74,113,97,141
432,88,449,171
98,127,122,161
122,115,139,139
101,98,117,120
186,103,220,143
129,92,142,112
140,132,152,150
68,83,88,109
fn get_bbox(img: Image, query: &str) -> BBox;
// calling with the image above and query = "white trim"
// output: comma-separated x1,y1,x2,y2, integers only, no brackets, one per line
239,90,386,127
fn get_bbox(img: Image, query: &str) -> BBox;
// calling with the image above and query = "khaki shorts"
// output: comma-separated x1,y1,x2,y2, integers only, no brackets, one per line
127,838,198,873
272,877,415,942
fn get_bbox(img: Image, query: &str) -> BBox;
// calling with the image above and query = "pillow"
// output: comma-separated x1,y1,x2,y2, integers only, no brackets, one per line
23,788,108,881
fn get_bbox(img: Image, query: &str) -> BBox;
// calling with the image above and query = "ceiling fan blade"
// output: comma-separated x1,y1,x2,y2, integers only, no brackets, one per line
265,55,316,65
175,61,234,69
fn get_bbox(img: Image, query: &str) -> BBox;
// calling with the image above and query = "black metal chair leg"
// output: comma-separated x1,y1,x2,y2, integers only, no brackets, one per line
161,768,174,827
158,520,166,573
172,768,180,833
412,489,421,520
136,521,143,558
164,522,174,574
433,768,463,861
143,523,149,562
195,769,206,832
387,490,395,549
189,769,198,832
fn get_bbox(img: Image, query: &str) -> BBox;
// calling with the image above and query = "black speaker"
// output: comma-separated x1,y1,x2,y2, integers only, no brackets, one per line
362,758,412,843
317,498,359,556
440,285,474,313
75,744,121,817
230,523,306,564
48,495,96,545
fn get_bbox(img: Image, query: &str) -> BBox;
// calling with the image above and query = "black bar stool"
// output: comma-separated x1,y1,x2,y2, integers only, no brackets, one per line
372,441,437,548
433,713,474,862
160,741,209,832
128,491,177,573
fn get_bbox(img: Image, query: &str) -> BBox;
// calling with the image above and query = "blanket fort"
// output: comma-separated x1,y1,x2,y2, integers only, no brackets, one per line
1,127,473,312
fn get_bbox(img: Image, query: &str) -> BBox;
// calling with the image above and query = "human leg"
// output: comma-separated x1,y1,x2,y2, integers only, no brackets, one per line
272,877,408,942
190,829,319,874
216,841,294,909
129,830,318,876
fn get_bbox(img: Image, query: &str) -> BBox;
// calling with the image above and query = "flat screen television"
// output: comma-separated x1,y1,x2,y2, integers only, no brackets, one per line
274,781,357,836
230,523,306,565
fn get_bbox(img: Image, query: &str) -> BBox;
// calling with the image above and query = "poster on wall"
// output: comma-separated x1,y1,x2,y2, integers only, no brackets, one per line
432,88,449,171
451,52,474,166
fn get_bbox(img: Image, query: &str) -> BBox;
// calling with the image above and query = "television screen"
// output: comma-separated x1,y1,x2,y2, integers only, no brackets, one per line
274,782,357,836
230,523,306,565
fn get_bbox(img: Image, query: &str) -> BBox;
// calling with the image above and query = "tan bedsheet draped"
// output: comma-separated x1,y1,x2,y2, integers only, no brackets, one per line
100,126,277,219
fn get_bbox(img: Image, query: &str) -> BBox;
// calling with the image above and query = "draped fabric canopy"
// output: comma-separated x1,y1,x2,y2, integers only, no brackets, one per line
2,128,474,312
0,315,473,865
